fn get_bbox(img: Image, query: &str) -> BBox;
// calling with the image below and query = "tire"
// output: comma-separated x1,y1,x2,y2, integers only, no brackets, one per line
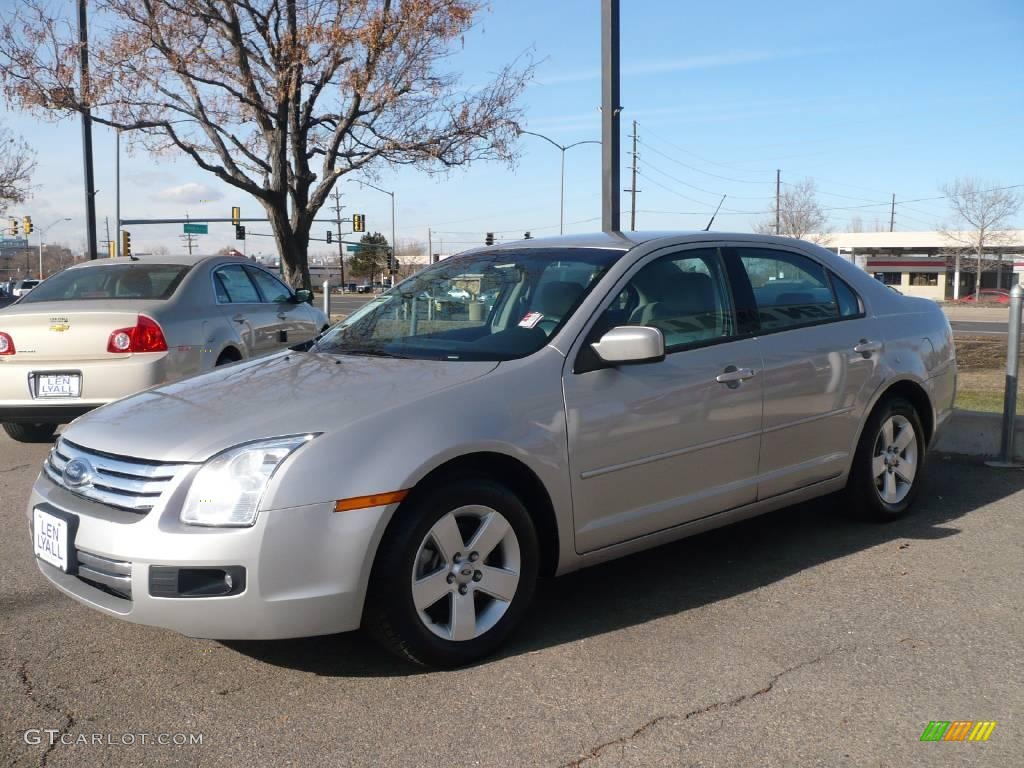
847,397,926,521
364,477,540,668
215,351,240,366
3,422,58,443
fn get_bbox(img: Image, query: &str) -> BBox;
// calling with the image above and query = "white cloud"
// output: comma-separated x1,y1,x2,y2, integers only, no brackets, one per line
537,48,825,85
151,182,224,204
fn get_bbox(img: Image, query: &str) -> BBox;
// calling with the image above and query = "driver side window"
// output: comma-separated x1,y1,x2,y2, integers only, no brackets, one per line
599,248,735,350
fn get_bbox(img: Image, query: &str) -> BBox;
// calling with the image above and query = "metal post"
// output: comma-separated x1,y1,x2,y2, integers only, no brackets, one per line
601,0,621,233
322,279,331,319
559,148,566,235
78,0,98,259
115,129,120,258
389,190,396,288
988,283,1023,467
889,193,895,233
775,169,781,235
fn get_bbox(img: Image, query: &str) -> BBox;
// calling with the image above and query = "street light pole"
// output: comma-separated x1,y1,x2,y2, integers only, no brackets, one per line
518,131,600,235
357,181,396,287
39,218,72,278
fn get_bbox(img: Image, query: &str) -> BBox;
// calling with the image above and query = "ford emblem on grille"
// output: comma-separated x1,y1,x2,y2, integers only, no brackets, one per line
63,458,94,488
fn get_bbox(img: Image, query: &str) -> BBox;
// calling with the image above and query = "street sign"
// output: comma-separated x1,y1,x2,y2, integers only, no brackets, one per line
183,223,208,234
346,244,361,253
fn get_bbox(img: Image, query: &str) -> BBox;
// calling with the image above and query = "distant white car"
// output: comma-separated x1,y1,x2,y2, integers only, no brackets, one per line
0,255,329,442
11,279,40,297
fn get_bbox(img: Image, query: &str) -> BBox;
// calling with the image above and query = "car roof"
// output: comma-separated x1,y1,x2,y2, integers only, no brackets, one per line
455,231,836,256
63,254,252,270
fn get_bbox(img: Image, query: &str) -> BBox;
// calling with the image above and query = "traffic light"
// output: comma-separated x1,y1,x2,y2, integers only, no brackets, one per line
235,225,246,241
231,206,241,226
9,218,18,236
387,248,395,273
523,231,532,239
121,230,131,257
108,241,115,258
23,216,32,235
352,213,365,232
326,230,332,244
485,232,494,246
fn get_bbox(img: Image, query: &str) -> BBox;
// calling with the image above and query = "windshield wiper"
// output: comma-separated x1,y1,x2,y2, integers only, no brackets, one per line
342,348,411,359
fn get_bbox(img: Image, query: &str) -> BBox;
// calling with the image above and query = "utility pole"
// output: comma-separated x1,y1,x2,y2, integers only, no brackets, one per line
114,129,120,258
775,169,781,235
889,193,896,232
180,214,196,255
626,120,640,231
331,187,345,288
104,216,110,257
78,0,98,259
601,0,621,233
428,227,434,263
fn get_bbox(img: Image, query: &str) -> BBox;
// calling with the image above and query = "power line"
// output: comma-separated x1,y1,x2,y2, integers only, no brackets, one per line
638,137,775,184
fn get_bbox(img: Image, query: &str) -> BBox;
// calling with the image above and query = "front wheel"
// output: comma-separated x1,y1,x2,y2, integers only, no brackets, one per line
848,397,926,520
364,478,539,667
3,422,58,443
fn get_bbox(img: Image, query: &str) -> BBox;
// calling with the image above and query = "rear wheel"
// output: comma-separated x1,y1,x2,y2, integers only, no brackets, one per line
848,397,926,520
3,422,58,443
364,478,539,668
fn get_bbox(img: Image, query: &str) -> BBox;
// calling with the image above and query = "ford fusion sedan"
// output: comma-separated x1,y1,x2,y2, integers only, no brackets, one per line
0,255,328,442
27,232,956,667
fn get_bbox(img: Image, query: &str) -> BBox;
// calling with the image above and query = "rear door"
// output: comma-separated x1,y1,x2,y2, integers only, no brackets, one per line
728,245,882,498
244,266,318,346
212,265,278,355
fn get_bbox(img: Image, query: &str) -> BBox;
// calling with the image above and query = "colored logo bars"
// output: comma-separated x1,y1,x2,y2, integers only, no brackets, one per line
920,721,996,742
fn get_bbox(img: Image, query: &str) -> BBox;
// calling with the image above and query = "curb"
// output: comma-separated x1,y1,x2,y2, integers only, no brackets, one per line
933,409,1024,460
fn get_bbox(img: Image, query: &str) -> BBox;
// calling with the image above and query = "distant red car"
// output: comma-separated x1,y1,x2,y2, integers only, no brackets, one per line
960,289,1011,305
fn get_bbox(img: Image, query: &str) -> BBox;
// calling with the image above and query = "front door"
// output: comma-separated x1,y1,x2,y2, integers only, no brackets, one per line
564,246,764,554
245,265,319,346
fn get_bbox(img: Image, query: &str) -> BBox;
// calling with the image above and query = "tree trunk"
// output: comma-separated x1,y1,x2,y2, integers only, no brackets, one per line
262,201,312,291
976,244,983,300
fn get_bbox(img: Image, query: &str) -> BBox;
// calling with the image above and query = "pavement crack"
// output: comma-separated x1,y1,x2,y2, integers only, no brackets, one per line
18,661,76,768
0,463,29,473
559,646,850,768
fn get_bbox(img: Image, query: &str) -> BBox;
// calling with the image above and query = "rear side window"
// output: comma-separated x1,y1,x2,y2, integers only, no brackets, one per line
736,248,838,332
830,273,863,318
214,265,261,303
18,265,190,303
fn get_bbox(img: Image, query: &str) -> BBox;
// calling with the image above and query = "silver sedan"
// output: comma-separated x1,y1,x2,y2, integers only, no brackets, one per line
25,232,956,667
0,255,328,441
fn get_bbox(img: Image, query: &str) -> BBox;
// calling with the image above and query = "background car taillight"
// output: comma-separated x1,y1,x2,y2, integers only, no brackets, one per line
107,315,168,353
0,331,14,355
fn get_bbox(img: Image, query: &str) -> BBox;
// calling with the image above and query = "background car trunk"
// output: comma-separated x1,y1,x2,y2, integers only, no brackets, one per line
0,302,162,361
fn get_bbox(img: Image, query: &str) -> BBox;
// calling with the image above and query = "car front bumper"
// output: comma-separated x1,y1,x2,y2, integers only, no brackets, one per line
0,353,171,424
26,471,387,640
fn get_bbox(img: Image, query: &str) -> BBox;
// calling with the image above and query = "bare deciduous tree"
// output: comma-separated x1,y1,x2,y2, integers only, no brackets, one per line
0,122,35,215
0,0,531,289
755,178,830,243
940,179,1021,299
848,215,863,233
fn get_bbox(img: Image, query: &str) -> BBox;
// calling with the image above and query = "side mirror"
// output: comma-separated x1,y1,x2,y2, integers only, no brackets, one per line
293,289,313,304
591,325,665,366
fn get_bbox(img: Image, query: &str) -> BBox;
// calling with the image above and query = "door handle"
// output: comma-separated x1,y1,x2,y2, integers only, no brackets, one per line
232,314,247,324
716,366,756,388
853,339,882,357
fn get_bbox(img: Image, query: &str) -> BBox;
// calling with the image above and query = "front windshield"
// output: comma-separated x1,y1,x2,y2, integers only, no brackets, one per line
312,247,622,361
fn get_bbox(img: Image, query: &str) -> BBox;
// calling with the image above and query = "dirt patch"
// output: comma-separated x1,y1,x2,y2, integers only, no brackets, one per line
955,335,1020,371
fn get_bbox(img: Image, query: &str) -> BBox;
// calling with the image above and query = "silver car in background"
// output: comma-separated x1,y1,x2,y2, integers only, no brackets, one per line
26,232,956,667
0,255,328,441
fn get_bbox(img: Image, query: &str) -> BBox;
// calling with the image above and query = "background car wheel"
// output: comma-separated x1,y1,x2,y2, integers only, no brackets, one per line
364,477,539,668
847,397,926,521
215,350,241,366
3,422,58,443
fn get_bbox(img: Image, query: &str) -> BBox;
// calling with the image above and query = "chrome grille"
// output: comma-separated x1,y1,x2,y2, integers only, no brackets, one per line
44,437,192,513
76,550,132,601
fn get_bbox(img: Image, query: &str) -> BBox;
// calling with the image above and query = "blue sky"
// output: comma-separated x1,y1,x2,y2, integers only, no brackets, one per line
2,0,1022,258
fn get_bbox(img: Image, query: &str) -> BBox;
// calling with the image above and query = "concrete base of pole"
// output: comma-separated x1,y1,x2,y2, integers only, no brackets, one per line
984,460,1024,469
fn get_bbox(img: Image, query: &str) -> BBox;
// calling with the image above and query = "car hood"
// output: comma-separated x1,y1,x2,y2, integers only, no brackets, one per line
62,351,499,462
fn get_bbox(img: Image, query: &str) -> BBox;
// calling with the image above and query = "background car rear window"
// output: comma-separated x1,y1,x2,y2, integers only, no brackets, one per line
737,248,839,331
18,264,190,302
215,265,261,303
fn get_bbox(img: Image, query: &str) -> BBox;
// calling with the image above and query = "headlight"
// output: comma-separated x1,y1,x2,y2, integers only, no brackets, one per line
180,434,317,527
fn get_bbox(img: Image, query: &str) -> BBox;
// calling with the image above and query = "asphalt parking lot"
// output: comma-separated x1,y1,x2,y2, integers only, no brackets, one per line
1,433,1021,767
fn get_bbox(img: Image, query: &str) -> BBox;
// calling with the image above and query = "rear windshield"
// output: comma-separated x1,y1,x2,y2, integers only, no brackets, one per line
19,264,190,303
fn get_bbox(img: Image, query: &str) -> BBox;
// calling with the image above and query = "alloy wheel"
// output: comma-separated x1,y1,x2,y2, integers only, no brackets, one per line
411,505,521,642
872,414,918,505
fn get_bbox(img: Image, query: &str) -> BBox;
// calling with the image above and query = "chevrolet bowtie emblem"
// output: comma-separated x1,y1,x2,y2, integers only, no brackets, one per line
49,323,70,332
